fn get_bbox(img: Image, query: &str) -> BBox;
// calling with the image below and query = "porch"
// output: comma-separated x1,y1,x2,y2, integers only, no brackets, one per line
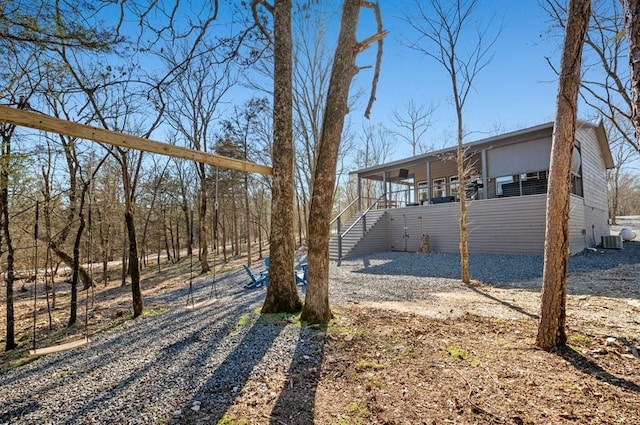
329,194,588,262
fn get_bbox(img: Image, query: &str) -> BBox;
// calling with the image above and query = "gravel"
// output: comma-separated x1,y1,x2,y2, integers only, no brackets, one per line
1,242,638,424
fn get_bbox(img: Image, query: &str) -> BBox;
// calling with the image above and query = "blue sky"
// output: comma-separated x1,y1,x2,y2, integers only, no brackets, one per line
347,0,567,160
150,1,584,162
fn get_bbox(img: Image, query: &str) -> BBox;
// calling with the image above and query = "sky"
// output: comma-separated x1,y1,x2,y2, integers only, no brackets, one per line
347,0,566,161
136,0,598,165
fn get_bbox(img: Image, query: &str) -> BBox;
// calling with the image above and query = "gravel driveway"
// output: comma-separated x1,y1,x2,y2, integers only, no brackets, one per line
1,242,638,424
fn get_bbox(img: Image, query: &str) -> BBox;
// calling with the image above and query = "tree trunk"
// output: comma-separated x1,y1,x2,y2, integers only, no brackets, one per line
69,191,87,326
121,220,127,287
199,190,210,273
457,124,470,283
1,139,16,350
125,209,144,317
537,0,590,350
626,0,640,146
232,187,239,256
97,209,111,286
244,173,252,266
301,0,363,324
262,0,302,314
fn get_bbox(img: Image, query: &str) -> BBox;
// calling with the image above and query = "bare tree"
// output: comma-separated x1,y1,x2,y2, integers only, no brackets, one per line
404,0,499,284
219,98,269,266
612,170,640,214
301,0,386,324
163,43,237,273
0,0,121,350
0,97,30,350
536,0,591,350
390,100,436,156
606,119,637,222
543,0,637,198
290,7,338,243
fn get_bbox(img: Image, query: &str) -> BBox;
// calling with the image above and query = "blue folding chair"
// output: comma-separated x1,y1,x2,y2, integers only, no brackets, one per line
296,263,307,286
243,264,268,289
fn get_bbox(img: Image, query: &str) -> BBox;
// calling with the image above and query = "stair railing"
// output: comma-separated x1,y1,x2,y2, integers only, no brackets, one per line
330,197,360,236
334,194,385,263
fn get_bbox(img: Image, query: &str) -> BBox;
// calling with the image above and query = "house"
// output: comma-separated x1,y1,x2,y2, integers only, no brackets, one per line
330,120,613,260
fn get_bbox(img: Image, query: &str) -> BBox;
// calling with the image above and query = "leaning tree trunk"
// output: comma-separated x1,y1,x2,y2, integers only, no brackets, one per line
262,0,302,314
301,0,364,324
536,0,590,350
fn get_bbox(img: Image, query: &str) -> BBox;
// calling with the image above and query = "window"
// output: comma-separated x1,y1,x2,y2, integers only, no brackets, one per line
417,181,429,202
571,143,583,197
495,176,513,196
449,176,459,199
432,178,446,198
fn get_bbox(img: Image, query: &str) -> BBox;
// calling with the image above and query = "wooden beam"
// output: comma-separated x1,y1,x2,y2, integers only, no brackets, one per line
0,105,272,176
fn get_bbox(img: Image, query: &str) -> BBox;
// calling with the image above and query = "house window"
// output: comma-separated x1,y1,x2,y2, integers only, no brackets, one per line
572,175,584,197
417,181,429,203
432,178,446,198
495,176,513,196
520,171,548,195
449,176,459,199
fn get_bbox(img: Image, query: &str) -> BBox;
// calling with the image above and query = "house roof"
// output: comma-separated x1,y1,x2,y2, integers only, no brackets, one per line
350,120,614,178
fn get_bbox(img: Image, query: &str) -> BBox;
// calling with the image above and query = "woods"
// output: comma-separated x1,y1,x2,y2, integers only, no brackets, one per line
0,1,640,423
1,0,640,355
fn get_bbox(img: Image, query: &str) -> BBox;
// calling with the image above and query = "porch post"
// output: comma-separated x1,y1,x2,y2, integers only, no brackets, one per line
481,149,488,200
357,176,362,211
383,170,387,206
426,161,432,204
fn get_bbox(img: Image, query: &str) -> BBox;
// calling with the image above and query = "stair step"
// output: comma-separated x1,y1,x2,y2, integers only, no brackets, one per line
329,209,387,260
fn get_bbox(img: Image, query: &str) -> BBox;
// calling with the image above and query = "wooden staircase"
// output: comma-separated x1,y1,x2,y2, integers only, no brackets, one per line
329,209,387,261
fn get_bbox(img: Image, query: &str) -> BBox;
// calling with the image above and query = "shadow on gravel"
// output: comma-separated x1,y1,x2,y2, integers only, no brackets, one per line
270,328,325,424
348,242,640,293
177,316,325,425
556,346,640,393
464,284,539,319
0,276,265,424
178,318,285,423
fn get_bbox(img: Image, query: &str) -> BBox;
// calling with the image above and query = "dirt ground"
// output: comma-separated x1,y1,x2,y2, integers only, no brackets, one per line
220,277,640,424
2,253,640,424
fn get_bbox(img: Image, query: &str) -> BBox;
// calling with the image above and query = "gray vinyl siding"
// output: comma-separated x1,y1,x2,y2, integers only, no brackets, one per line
388,203,459,252
576,126,610,246
466,195,546,253
583,205,609,247
348,214,390,257
569,194,587,253
384,195,547,254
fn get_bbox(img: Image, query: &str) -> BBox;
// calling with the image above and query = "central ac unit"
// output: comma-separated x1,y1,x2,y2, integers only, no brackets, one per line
601,235,623,249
